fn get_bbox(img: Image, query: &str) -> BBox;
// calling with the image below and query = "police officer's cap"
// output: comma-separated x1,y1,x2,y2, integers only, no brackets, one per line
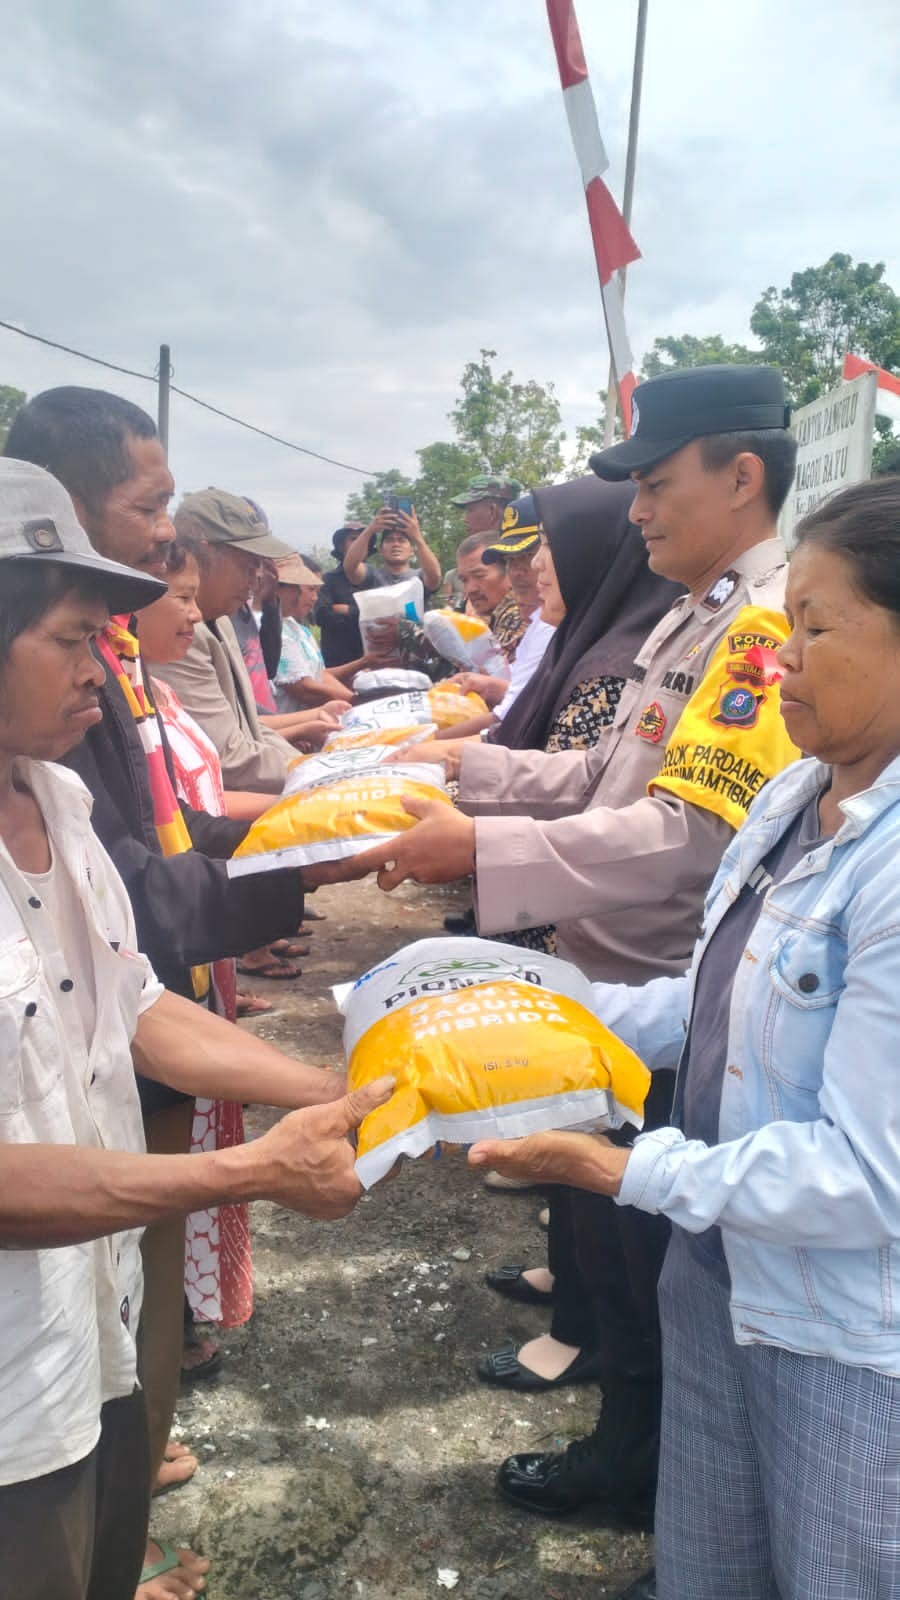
590,364,790,481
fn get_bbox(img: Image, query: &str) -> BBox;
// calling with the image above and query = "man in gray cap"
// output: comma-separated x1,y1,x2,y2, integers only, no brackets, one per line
341,366,800,1594
153,489,343,792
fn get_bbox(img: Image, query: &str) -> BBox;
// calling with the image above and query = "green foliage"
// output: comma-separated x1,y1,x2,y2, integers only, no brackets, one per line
345,350,565,571
641,333,759,380
451,349,565,486
345,468,414,525
750,253,900,405
0,385,26,450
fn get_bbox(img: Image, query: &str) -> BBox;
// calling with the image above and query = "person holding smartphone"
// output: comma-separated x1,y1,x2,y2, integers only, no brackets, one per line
341,501,442,595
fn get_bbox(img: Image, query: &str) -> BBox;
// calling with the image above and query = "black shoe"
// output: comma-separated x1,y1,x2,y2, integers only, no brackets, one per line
478,1341,604,1391
497,1371,661,1519
443,907,476,935
615,1572,656,1600
484,1264,553,1307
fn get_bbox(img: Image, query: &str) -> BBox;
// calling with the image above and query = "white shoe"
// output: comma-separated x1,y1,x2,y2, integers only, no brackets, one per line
537,1206,550,1229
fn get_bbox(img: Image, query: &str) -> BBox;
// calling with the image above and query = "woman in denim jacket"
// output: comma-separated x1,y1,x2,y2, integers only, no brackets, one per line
468,476,900,1600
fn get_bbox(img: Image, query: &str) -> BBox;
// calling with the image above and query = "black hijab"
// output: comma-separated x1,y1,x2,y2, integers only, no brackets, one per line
493,475,682,750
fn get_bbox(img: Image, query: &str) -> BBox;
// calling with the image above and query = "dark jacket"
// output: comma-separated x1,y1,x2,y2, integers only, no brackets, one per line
315,563,379,666
64,661,304,1112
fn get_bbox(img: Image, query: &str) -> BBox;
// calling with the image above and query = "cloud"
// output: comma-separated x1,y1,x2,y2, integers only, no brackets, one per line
1,0,898,540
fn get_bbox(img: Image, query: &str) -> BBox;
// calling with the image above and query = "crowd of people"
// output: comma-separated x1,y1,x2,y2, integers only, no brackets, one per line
0,363,898,1600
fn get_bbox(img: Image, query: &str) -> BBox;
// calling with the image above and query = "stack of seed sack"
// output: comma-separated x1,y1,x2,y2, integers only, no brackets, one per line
227,688,485,877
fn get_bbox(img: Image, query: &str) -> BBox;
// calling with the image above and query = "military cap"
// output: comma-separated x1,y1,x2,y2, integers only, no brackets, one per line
450,473,523,507
482,493,541,563
590,365,790,481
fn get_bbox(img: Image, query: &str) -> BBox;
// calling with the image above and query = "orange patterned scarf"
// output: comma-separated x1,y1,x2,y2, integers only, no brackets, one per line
97,618,209,1000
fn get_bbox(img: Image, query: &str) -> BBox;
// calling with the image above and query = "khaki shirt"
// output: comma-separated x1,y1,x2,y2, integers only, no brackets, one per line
153,616,296,794
458,538,799,983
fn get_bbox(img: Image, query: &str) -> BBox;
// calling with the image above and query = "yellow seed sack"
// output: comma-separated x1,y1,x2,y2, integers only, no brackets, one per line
322,721,438,754
226,772,451,877
339,689,486,735
336,938,650,1187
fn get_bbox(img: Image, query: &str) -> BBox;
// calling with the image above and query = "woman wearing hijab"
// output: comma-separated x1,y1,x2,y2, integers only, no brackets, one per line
491,476,682,757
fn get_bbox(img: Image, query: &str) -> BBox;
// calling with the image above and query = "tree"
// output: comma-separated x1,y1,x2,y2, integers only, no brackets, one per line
750,253,900,406
345,351,567,572
345,469,414,525
451,349,565,487
640,333,759,380
0,385,26,450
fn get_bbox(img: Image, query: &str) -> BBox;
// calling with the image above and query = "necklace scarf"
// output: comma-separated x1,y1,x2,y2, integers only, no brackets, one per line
97,619,209,1000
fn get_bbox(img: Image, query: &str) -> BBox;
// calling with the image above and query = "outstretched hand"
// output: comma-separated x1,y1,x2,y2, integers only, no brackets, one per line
254,1075,395,1218
467,1129,631,1196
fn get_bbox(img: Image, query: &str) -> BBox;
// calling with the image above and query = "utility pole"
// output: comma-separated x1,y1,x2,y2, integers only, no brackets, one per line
602,0,648,445
157,344,171,456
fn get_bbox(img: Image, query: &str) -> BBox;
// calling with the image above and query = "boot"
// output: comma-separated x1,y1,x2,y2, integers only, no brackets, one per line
496,1369,661,1521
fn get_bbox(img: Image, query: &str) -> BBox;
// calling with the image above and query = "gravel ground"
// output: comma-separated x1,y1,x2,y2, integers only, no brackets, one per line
150,877,653,1599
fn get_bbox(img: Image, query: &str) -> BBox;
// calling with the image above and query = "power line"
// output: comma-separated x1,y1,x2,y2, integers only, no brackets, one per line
0,317,377,477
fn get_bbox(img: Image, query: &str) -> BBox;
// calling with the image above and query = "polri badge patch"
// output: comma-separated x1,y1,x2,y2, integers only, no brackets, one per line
635,701,667,743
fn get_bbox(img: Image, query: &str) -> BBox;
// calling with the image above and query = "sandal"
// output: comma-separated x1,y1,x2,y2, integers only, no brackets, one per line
236,957,302,980
139,1538,182,1585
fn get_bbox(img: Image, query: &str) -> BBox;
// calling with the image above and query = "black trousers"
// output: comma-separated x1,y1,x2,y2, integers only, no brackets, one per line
0,1388,150,1600
548,1069,675,1376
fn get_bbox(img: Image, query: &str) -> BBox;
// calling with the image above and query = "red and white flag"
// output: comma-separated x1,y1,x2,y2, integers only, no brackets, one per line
842,353,900,424
546,0,641,430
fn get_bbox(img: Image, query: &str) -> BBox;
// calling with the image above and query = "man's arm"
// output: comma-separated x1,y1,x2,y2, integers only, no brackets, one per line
343,511,392,585
473,789,731,935
397,507,441,592
132,987,344,1107
82,778,304,966
0,1078,393,1247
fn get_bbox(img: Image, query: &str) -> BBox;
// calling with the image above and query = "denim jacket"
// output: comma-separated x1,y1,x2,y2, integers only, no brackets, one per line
596,752,900,1374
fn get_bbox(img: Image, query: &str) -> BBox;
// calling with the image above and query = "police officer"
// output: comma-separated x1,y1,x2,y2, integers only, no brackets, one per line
341,366,800,1597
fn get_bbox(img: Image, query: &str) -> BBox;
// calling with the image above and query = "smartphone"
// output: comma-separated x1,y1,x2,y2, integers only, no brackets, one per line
384,494,412,517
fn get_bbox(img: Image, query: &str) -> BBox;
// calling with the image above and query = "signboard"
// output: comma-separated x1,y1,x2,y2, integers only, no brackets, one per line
780,371,877,548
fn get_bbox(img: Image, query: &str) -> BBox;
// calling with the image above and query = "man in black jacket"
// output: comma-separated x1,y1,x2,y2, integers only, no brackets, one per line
4,385,315,1594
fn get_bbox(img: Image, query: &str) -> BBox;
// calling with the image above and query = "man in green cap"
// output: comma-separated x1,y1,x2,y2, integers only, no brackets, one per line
450,473,523,540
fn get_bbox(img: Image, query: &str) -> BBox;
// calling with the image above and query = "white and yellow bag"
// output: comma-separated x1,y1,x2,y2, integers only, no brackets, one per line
337,937,650,1187
227,769,451,877
422,609,508,677
339,688,486,734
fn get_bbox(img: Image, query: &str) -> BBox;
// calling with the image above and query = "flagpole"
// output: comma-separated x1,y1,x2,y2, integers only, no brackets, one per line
602,0,648,445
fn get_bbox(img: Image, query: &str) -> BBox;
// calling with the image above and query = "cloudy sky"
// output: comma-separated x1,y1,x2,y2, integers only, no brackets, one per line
2,0,898,544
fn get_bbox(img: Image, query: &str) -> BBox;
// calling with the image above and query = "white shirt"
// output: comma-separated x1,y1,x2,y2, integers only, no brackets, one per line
0,760,162,1486
494,614,556,721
